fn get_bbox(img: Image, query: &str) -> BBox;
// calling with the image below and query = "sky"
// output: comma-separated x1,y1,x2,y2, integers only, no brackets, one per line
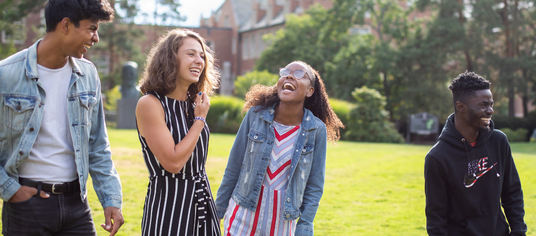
135,0,226,27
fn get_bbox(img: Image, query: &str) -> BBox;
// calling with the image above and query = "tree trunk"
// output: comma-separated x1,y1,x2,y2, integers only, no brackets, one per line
457,0,473,71
508,86,515,117
522,95,528,117
502,0,517,117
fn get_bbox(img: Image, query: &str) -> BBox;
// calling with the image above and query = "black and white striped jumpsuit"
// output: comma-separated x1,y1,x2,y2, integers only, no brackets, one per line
137,91,220,236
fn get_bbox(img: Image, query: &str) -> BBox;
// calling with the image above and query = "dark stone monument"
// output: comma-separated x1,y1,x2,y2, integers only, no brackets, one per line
117,61,140,129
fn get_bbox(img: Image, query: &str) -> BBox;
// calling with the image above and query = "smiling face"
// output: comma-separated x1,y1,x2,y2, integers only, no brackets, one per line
277,62,315,105
461,89,494,132
176,37,205,87
64,19,100,58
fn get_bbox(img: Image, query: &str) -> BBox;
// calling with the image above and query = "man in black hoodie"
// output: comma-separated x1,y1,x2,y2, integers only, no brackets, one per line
424,71,527,236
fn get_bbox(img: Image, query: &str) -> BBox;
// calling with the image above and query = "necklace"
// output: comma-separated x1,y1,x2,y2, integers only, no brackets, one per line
181,101,189,116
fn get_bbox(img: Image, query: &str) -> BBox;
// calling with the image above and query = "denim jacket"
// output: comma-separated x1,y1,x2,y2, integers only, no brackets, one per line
215,105,327,236
0,40,122,209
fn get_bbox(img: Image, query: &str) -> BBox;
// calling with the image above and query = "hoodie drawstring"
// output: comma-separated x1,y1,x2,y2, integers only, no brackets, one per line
483,141,500,177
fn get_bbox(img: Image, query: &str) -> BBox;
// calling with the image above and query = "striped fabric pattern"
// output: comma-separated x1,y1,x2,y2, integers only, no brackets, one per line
224,122,300,236
137,91,220,236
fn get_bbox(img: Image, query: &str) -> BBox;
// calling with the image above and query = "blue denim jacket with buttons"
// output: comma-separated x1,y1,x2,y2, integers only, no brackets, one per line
215,105,327,236
0,40,122,209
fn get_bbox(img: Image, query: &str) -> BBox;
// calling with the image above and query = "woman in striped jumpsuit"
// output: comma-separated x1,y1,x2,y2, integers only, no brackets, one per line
136,29,221,236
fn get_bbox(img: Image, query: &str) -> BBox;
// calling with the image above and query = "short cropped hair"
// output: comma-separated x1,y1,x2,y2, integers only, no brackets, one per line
45,0,114,32
448,71,491,107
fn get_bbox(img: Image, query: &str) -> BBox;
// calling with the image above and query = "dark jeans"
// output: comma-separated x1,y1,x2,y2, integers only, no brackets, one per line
2,189,97,236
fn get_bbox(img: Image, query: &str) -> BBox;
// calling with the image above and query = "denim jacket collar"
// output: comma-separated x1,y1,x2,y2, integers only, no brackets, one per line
24,39,85,79
259,103,319,131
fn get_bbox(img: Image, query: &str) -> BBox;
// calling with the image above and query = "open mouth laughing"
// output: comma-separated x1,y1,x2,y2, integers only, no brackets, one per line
190,68,201,76
481,117,491,125
283,82,295,92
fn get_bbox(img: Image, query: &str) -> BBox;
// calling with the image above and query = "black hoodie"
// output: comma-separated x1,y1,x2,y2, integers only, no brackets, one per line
425,113,527,236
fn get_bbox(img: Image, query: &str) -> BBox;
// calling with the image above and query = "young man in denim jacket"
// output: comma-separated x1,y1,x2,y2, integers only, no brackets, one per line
0,0,123,235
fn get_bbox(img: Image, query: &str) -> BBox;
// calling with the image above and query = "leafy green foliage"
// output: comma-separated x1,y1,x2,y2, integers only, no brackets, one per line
92,1,145,90
234,70,279,99
324,35,380,100
255,7,328,75
499,128,529,142
206,96,245,134
104,85,121,111
416,0,536,117
328,99,355,138
344,86,404,143
0,42,18,60
0,0,47,59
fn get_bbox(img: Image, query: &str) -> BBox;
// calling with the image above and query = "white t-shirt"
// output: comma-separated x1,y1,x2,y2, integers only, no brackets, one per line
18,62,78,183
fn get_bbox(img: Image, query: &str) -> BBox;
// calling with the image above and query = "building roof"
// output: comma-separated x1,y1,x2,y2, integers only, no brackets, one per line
231,0,253,27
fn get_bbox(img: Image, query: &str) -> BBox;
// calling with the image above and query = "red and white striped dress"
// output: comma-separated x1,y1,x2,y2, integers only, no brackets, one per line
223,122,301,236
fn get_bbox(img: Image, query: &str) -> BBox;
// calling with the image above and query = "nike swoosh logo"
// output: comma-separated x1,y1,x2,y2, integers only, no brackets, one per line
464,163,497,188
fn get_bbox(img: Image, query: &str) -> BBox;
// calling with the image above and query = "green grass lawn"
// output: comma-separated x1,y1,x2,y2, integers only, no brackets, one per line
2,128,535,235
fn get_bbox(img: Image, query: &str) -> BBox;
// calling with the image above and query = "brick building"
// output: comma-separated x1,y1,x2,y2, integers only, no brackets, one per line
5,1,534,115
199,0,332,77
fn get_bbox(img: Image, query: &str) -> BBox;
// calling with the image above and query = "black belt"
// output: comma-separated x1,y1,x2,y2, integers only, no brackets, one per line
19,178,79,194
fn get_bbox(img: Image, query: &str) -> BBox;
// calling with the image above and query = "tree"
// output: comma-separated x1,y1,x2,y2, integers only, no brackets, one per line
234,70,279,99
152,0,185,26
0,0,47,59
416,0,536,117
324,34,380,100
344,86,404,143
90,0,145,91
91,0,185,91
255,5,332,75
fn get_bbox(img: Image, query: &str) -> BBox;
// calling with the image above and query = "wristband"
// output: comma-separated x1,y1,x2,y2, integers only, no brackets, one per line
194,116,206,124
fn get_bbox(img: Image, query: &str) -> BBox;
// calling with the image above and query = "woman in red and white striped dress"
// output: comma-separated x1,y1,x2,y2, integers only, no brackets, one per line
216,61,344,236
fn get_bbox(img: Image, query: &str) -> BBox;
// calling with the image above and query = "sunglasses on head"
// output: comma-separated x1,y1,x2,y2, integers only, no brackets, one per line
279,68,309,80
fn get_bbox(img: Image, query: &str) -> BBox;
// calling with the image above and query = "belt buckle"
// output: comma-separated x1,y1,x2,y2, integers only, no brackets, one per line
52,183,61,194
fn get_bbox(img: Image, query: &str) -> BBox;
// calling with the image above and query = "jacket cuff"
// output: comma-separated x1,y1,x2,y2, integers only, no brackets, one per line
294,224,314,236
0,178,21,201
216,206,226,219
100,195,122,209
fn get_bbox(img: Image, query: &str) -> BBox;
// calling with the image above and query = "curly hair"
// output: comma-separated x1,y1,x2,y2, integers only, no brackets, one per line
139,28,219,102
244,61,344,142
449,71,491,107
45,0,114,32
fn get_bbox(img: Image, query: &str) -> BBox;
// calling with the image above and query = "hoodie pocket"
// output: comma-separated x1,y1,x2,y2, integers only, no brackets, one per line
459,214,509,236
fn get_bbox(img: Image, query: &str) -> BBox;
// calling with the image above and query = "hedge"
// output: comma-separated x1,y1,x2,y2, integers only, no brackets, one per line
493,110,536,141
329,99,354,139
206,96,245,134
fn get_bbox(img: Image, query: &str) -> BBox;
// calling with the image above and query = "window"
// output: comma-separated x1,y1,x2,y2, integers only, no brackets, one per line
242,36,249,59
224,15,230,27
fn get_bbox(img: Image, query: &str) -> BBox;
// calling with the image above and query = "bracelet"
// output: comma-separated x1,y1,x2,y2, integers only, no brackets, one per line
194,116,206,124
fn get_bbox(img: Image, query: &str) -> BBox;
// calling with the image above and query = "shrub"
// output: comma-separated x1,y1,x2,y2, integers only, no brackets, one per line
234,70,279,99
499,128,529,142
103,86,121,111
206,96,245,134
329,99,354,139
344,86,404,143
493,110,536,141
